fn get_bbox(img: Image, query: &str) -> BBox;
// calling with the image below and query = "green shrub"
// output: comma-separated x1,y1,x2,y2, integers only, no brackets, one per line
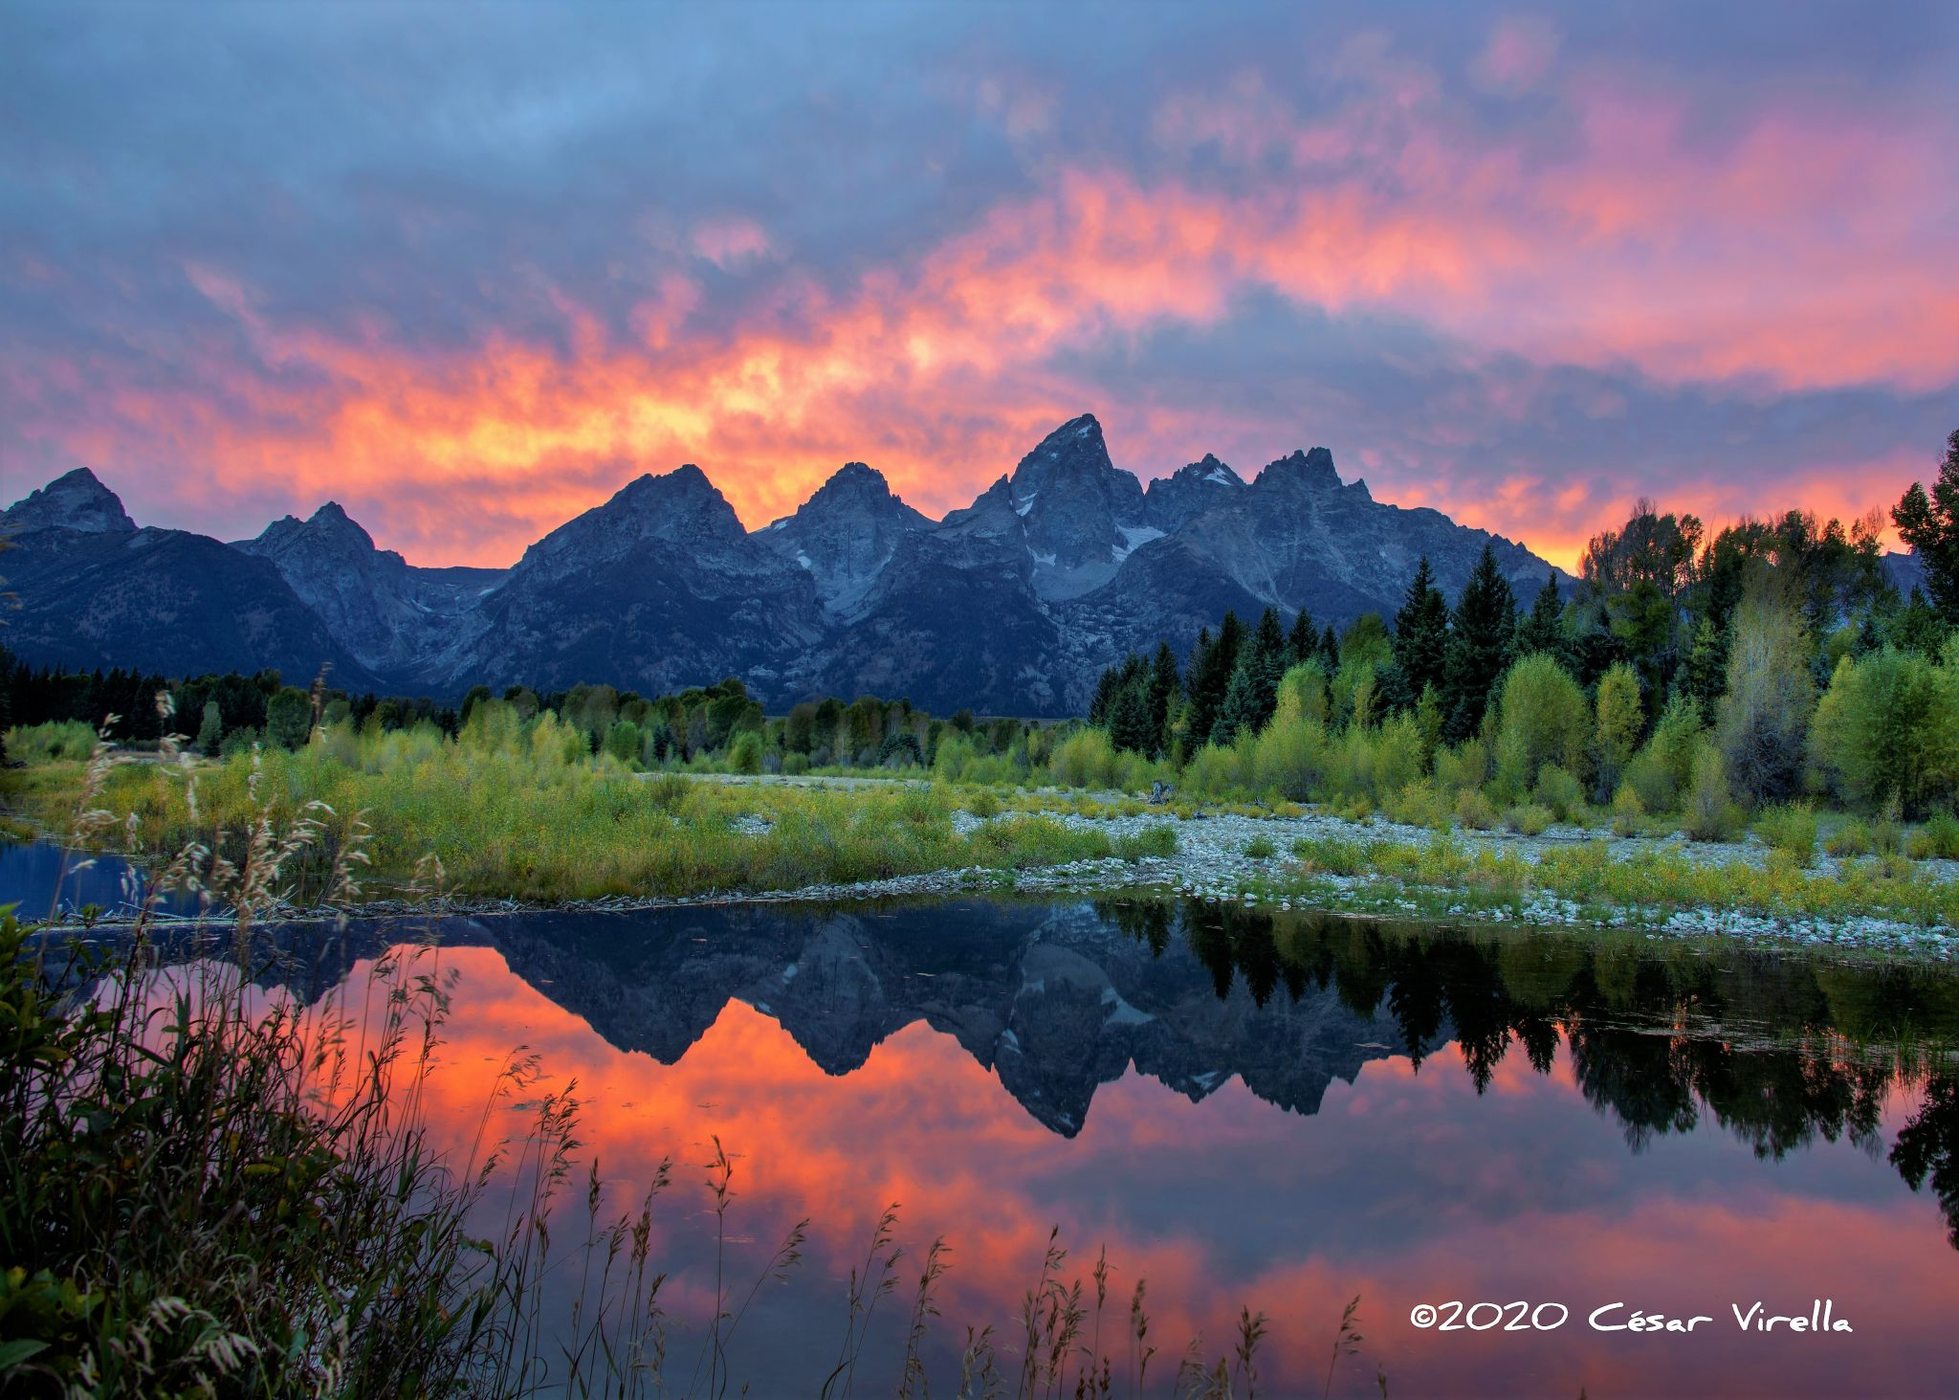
1624,695,1702,814
1505,803,1554,837
1434,738,1489,795
1826,819,1873,858
1908,810,1959,860
5,720,100,763
1182,739,1252,800
1384,780,1450,830
1455,787,1499,831
1113,824,1179,860
1249,702,1329,800
1489,654,1590,804
1532,764,1586,823
727,730,765,775
782,751,811,776
1811,645,1959,816
1754,803,1819,866
1244,835,1277,859
602,719,642,765
965,788,1001,820
1291,835,1373,875
1049,727,1121,789
1609,785,1646,837
1682,742,1743,842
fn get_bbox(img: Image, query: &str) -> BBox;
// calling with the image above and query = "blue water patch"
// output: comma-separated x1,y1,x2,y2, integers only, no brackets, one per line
0,840,211,921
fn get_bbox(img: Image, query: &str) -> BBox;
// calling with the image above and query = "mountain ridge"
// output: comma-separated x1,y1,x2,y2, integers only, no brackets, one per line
7,415,1576,712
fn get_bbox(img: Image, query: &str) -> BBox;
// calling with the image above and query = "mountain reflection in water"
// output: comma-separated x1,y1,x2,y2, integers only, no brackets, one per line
108,898,1959,1395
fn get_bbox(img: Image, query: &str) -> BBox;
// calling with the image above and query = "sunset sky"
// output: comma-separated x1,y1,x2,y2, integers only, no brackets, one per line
3,1,1955,571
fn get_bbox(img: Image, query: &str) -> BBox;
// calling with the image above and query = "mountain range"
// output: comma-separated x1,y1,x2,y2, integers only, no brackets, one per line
2,414,1563,713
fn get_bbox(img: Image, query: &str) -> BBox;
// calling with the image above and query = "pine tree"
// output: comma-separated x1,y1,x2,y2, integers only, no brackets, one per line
1516,572,1565,659
1288,607,1318,664
1442,544,1517,742
1390,557,1449,708
1892,428,1959,622
195,700,223,757
1088,665,1121,726
1109,678,1154,756
1679,617,1728,716
1212,608,1287,744
1147,642,1180,758
1186,611,1243,746
1318,624,1341,675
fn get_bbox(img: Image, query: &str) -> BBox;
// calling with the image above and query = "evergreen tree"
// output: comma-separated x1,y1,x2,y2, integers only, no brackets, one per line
1318,624,1341,675
1088,663,1122,726
1442,544,1517,741
1147,642,1181,758
1516,573,1565,659
1211,610,1286,744
1679,617,1728,716
1108,680,1154,756
1211,665,1260,746
195,701,223,757
1186,611,1243,746
1389,557,1449,708
1288,607,1318,664
1891,428,1959,622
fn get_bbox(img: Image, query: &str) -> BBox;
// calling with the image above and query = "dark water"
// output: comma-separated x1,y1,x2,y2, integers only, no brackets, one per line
20,864,1959,1396
0,840,208,920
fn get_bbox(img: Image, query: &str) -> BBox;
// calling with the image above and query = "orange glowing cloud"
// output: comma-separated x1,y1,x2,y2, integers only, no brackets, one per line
9,44,1952,570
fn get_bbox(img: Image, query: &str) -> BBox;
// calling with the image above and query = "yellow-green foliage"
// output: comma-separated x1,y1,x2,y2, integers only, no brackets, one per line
1112,824,1179,860
1609,784,1646,837
1434,737,1488,796
1593,662,1643,798
1276,833,1959,927
1624,696,1703,814
1754,803,1819,866
1383,780,1451,830
1908,811,1959,861
15,718,1117,901
1811,645,1959,814
1181,737,1255,799
1046,727,1121,789
1490,654,1590,804
1505,803,1554,837
1249,686,1330,800
1455,786,1499,831
1276,662,1331,727
1532,764,1587,823
1682,741,1743,842
1324,714,1424,803
5,721,98,764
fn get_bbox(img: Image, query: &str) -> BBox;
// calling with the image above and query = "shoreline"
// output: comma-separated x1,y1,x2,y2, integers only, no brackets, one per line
18,801,1957,961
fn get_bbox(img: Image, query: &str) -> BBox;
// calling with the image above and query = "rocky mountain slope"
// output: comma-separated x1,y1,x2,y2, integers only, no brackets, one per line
5,416,1572,711
234,503,501,676
0,470,382,687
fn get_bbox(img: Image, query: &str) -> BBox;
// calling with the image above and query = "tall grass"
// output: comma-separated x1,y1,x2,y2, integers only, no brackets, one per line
8,716,1121,905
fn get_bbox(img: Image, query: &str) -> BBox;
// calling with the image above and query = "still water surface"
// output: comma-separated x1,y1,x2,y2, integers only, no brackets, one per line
10,849,1959,1397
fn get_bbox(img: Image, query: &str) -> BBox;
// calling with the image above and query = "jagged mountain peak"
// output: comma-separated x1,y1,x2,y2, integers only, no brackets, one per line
2,466,137,535
756,460,932,616
1008,414,1121,495
795,461,928,521
1254,446,1342,491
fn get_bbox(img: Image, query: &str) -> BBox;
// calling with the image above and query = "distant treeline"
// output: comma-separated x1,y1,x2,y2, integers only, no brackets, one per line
0,651,1049,776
